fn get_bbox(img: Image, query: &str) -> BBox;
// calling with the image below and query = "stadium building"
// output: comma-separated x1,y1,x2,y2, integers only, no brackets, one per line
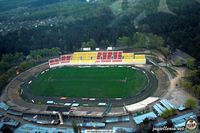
48,51,146,67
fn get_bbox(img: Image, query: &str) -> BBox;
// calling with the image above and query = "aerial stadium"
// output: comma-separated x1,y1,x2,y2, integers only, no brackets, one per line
0,0,199,132
18,50,158,106
0,49,198,132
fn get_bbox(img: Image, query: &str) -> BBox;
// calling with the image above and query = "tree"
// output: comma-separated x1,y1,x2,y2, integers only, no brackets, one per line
160,47,170,60
87,38,97,49
185,98,196,109
186,58,196,69
180,79,193,90
148,33,164,48
121,0,129,11
132,32,164,49
2,126,12,133
185,69,199,78
138,118,154,133
19,61,28,71
117,36,131,47
161,109,176,119
160,120,175,133
81,39,97,49
174,59,182,66
72,120,81,133
0,61,10,74
192,85,200,97
133,32,146,47
81,42,90,48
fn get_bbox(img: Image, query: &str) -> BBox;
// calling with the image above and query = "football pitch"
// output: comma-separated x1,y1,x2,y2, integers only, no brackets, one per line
29,66,148,98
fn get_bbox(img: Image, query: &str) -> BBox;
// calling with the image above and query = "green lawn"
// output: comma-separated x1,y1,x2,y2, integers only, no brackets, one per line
29,66,147,98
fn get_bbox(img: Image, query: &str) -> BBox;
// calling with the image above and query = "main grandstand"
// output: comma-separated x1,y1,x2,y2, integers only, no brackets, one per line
49,51,146,67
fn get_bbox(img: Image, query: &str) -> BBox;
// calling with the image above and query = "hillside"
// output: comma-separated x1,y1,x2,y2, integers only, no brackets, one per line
0,0,200,59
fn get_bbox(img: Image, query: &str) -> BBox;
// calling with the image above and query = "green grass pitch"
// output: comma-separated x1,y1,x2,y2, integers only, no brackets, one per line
29,66,148,98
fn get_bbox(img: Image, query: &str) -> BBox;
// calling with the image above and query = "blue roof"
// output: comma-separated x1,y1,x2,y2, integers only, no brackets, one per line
106,117,119,123
178,105,186,111
154,121,167,127
153,105,163,115
113,127,136,133
0,102,9,111
106,116,130,123
0,123,4,129
156,103,166,112
2,120,19,127
171,112,196,128
162,99,176,109
14,124,75,133
133,112,157,124
81,122,105,128
0,112,3,118
171,112,196,123
160,100,171,110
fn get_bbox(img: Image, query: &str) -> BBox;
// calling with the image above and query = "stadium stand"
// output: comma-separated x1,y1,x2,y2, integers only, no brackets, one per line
70,52,82,63
122,53,134,63
134,55,146,64
133,112,157,124
49,51,146,67
60,55,71,63
49,58,60,66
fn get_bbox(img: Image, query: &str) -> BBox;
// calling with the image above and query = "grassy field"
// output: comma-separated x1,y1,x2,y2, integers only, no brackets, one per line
29,66,147,98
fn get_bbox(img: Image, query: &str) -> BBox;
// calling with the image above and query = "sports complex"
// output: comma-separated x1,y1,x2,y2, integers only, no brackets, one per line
21,50,157,106
0,49,197,132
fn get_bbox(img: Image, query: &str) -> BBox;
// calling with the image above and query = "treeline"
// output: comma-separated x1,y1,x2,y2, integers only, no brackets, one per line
0,48,60,93
180,69,200,98
1,0,200,61
0,7,135,55
140,0,200,60
180,59,200,97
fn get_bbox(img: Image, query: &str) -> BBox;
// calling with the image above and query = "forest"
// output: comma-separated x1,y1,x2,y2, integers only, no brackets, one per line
0,0,200,60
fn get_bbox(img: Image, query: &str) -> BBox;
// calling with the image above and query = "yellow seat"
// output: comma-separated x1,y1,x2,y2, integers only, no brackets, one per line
122,59,134,63
135,55,145,59
71,52,98,64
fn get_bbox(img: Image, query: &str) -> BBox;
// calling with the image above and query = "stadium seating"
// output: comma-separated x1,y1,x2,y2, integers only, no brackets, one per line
71,52,98,63
60,55,71,63
70,52,82,63
134,55,146,64
49,58,60,66
96,51,123,62
48,51,146,67
122,53,134,63
135,55,145,59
